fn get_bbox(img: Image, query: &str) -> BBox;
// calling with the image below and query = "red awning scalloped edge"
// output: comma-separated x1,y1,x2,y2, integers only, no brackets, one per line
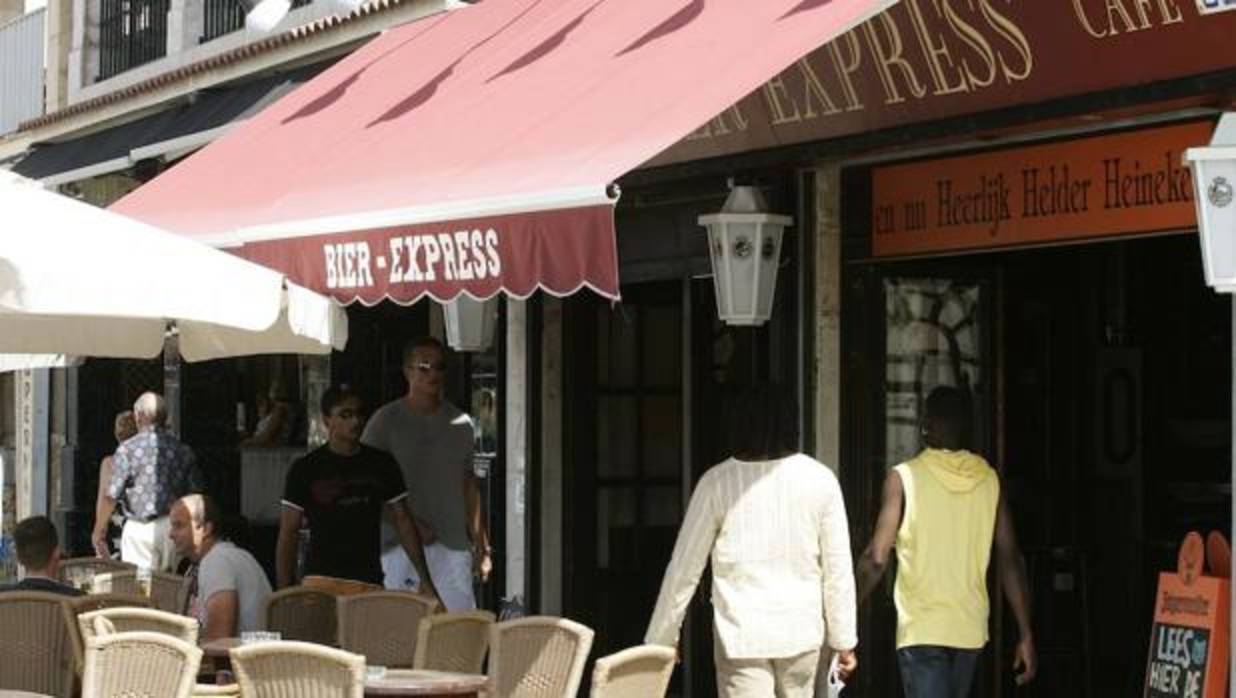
236,203,620,305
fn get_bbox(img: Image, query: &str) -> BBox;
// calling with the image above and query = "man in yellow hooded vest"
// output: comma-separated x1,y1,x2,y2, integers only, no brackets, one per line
856,386,1037,697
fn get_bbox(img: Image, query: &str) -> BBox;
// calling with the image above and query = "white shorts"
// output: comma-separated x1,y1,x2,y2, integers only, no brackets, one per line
382,542,476,612
120,516,178,572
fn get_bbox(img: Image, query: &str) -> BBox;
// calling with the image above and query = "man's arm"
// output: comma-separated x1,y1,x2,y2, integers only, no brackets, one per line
203,590,239,642
386,499,440,604
464,472,492,582
819,471,859,679
856,469,904,603
995,491,1037,685
645,474,719,649
275,507,303,589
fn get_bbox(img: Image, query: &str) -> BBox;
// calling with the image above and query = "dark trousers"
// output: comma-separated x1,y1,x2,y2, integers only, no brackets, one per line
897,645,981,698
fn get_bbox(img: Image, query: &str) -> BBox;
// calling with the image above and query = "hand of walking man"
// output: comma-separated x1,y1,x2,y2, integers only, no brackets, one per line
836,649,858,681
1012,635,1037,685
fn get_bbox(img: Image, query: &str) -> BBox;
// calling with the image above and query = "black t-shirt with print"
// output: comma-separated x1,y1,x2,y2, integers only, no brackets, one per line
283,444,407,584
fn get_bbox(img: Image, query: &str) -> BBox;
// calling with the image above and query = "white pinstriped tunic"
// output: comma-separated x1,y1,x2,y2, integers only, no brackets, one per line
645,453,857,659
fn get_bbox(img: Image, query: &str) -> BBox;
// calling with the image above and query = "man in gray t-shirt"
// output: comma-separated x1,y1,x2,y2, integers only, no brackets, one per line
362,336,491,611
169,494,272,640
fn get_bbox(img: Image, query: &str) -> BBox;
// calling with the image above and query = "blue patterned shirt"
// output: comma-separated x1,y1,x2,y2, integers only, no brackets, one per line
107,427,204,521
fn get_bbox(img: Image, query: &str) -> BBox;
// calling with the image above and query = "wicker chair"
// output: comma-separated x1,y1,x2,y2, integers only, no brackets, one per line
488,616,595,698
91,570,143,595
65,593,153,673
230,641,364,698
81,630,202,698
79,606,200,646
150,570,191,613
413,610,494,673
263,585,338,645
0,591,77,698
589,645,676,698
336,590,439,667
58,557,134,591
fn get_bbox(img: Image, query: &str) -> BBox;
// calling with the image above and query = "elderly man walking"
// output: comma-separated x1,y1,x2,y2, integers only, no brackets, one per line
93,391,204,571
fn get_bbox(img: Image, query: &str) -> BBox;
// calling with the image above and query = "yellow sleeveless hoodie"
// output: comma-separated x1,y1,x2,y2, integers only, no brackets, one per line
893,448,999,649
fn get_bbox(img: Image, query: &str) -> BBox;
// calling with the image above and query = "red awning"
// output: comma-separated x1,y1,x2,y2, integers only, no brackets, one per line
113,0,897,305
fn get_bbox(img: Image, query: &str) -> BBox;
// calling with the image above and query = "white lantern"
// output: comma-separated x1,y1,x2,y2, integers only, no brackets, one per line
443,296,498,352
241,0,291,33
698,185,792,326
1185,112,1236,293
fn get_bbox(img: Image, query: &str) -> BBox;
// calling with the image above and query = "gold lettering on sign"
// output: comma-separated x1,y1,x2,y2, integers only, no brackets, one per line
797,59,844,118
863,13,928,104
1104,0,1141,33
685,104,750,141
1072,0,1186,40
941,0,997,89
1073,0,1109,37
979,0,1032,82
828,31,865,112
906,0,969,96
763,76,803,125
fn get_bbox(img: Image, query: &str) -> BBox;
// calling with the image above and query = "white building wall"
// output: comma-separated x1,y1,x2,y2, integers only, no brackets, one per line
0,9,46,135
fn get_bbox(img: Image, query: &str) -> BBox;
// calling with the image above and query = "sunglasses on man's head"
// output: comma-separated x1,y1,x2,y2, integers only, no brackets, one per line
410,361,448,373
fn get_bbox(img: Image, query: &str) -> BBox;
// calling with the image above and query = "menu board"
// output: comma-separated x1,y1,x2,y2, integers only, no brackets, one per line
1145,533,1231,698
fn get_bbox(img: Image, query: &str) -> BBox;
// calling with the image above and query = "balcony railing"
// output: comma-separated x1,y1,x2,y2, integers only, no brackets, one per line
98,0,170,81
201,0,312,44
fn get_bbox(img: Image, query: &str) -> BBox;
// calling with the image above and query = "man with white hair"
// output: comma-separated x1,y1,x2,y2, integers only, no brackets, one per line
92,391,204,571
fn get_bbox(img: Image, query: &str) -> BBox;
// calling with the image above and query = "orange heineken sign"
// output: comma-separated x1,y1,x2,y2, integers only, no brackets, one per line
869,121,1212,257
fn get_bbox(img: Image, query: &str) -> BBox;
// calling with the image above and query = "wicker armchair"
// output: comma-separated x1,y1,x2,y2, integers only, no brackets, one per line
91,570,143,595
263,585,337,645
488,616,595,698
81,630,202,698
150,570,191,613
336,590,439,667
589,645,676,698
65,593,153,672
413,610,494,673
79,606,200,646
0,591,77,698
230,641,365,698
58,557,134,591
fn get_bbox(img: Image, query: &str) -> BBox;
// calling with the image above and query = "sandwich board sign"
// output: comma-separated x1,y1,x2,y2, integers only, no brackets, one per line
1145,531,1230,698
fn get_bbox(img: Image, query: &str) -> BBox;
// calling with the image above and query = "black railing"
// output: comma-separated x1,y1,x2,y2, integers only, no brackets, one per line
201,0,312,44
98,0,169,80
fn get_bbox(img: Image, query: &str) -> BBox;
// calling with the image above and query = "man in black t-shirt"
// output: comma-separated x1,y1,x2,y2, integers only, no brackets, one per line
276,385,437,601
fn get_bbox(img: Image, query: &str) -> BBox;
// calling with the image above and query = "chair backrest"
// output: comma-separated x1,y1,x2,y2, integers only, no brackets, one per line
0,591,77,698
230,641,364,698
79,606,199,646
91,570,142,596
58,557,134,590
589,645,676,698
65,593,153,672
413,610,495,673
489,616,595,698
149,571,189,613
263,586,338,645
336,591,439,667
82,630,202,698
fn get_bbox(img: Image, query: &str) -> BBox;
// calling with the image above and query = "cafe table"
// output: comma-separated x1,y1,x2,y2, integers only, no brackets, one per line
0,691,55,698
364,669,487,697
199,639,487,696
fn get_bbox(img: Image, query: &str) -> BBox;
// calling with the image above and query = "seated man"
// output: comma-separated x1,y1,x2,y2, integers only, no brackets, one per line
0,515,84,596
169,494,272,640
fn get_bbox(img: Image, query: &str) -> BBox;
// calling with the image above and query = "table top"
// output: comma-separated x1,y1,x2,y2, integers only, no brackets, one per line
365,669,487,696
201,637,244,657
0,691,55,698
